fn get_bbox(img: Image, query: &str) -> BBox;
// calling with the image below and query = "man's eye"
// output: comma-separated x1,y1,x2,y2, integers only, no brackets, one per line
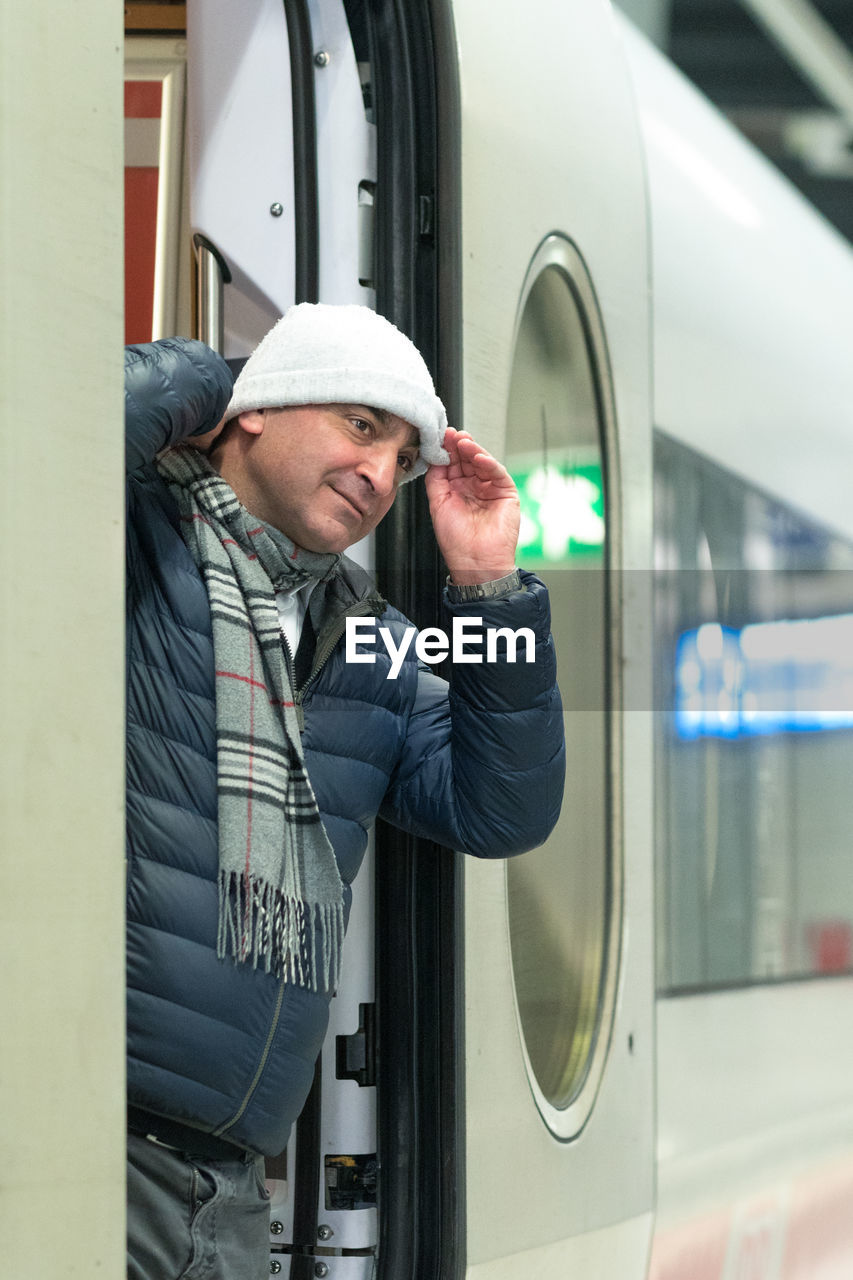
398,454,414,473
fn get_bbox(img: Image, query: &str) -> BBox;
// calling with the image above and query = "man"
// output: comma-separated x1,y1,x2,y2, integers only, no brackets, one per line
125,303,564,1279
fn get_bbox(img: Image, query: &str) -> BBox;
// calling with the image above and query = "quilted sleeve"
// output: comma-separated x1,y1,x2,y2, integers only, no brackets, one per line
125,338,233,475
378,572,565,858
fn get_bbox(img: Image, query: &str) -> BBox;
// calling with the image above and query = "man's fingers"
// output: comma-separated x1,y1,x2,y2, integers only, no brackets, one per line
447,430,501,473
436,429,517,498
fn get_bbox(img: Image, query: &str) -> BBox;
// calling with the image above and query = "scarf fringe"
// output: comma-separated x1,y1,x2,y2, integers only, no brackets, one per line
217,869,344,994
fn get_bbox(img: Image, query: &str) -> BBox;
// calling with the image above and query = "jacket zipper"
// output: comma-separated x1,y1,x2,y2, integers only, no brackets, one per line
293,596,385,731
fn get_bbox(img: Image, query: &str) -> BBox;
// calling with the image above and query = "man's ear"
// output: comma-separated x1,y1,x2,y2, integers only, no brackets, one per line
237,409,266,436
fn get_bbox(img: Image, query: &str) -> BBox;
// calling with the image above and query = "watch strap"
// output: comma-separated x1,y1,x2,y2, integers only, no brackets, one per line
445,569,522,602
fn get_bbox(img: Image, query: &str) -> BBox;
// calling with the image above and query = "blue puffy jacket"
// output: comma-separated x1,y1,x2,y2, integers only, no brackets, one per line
126,338,565,1156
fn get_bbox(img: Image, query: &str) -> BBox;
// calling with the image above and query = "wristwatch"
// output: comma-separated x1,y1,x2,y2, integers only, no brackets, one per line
445,568,522,602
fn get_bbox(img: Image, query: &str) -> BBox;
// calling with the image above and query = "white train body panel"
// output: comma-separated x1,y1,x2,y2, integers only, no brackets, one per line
656,981,853,1202
621,18,853,541
617,15,853,1280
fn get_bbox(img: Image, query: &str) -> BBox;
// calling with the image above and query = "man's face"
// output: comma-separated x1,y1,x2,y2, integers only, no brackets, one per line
226,404,420,553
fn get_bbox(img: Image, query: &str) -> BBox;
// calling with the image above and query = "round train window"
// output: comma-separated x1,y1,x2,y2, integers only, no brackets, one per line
505,236,621,1138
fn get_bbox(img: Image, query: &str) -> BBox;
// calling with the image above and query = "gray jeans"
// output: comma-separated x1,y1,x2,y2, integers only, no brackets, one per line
127,1131,270,1280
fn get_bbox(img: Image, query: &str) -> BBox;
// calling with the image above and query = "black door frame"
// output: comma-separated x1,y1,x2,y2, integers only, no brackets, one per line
368,3,465,1277
286,2,464,1272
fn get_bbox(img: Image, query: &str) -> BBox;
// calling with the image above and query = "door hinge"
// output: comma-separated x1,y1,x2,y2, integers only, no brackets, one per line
335,1001,376,1087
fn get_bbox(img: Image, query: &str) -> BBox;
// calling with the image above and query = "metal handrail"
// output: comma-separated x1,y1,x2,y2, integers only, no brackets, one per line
193,232,231,353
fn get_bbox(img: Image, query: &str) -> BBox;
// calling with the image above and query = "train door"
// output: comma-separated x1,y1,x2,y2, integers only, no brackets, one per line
446,1,657,1276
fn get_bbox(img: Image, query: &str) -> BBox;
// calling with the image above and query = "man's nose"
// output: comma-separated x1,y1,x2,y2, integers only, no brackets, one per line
358,445,398,497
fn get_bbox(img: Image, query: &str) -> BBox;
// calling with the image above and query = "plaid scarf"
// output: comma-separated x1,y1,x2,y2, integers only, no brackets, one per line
157,446,344,994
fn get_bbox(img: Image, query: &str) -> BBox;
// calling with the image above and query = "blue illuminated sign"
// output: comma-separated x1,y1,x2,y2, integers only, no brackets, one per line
675,616,853,739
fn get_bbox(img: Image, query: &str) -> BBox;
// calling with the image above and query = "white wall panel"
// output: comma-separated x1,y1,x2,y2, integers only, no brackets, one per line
0,2,125,1273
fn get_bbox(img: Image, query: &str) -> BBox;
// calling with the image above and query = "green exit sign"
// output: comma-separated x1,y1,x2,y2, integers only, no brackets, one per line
510,462,605,563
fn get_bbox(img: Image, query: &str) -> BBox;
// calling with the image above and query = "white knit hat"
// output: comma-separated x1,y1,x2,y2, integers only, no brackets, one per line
225,302,449,480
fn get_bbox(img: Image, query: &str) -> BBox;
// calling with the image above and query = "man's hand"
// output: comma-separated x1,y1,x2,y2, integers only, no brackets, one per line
424,427,520,585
